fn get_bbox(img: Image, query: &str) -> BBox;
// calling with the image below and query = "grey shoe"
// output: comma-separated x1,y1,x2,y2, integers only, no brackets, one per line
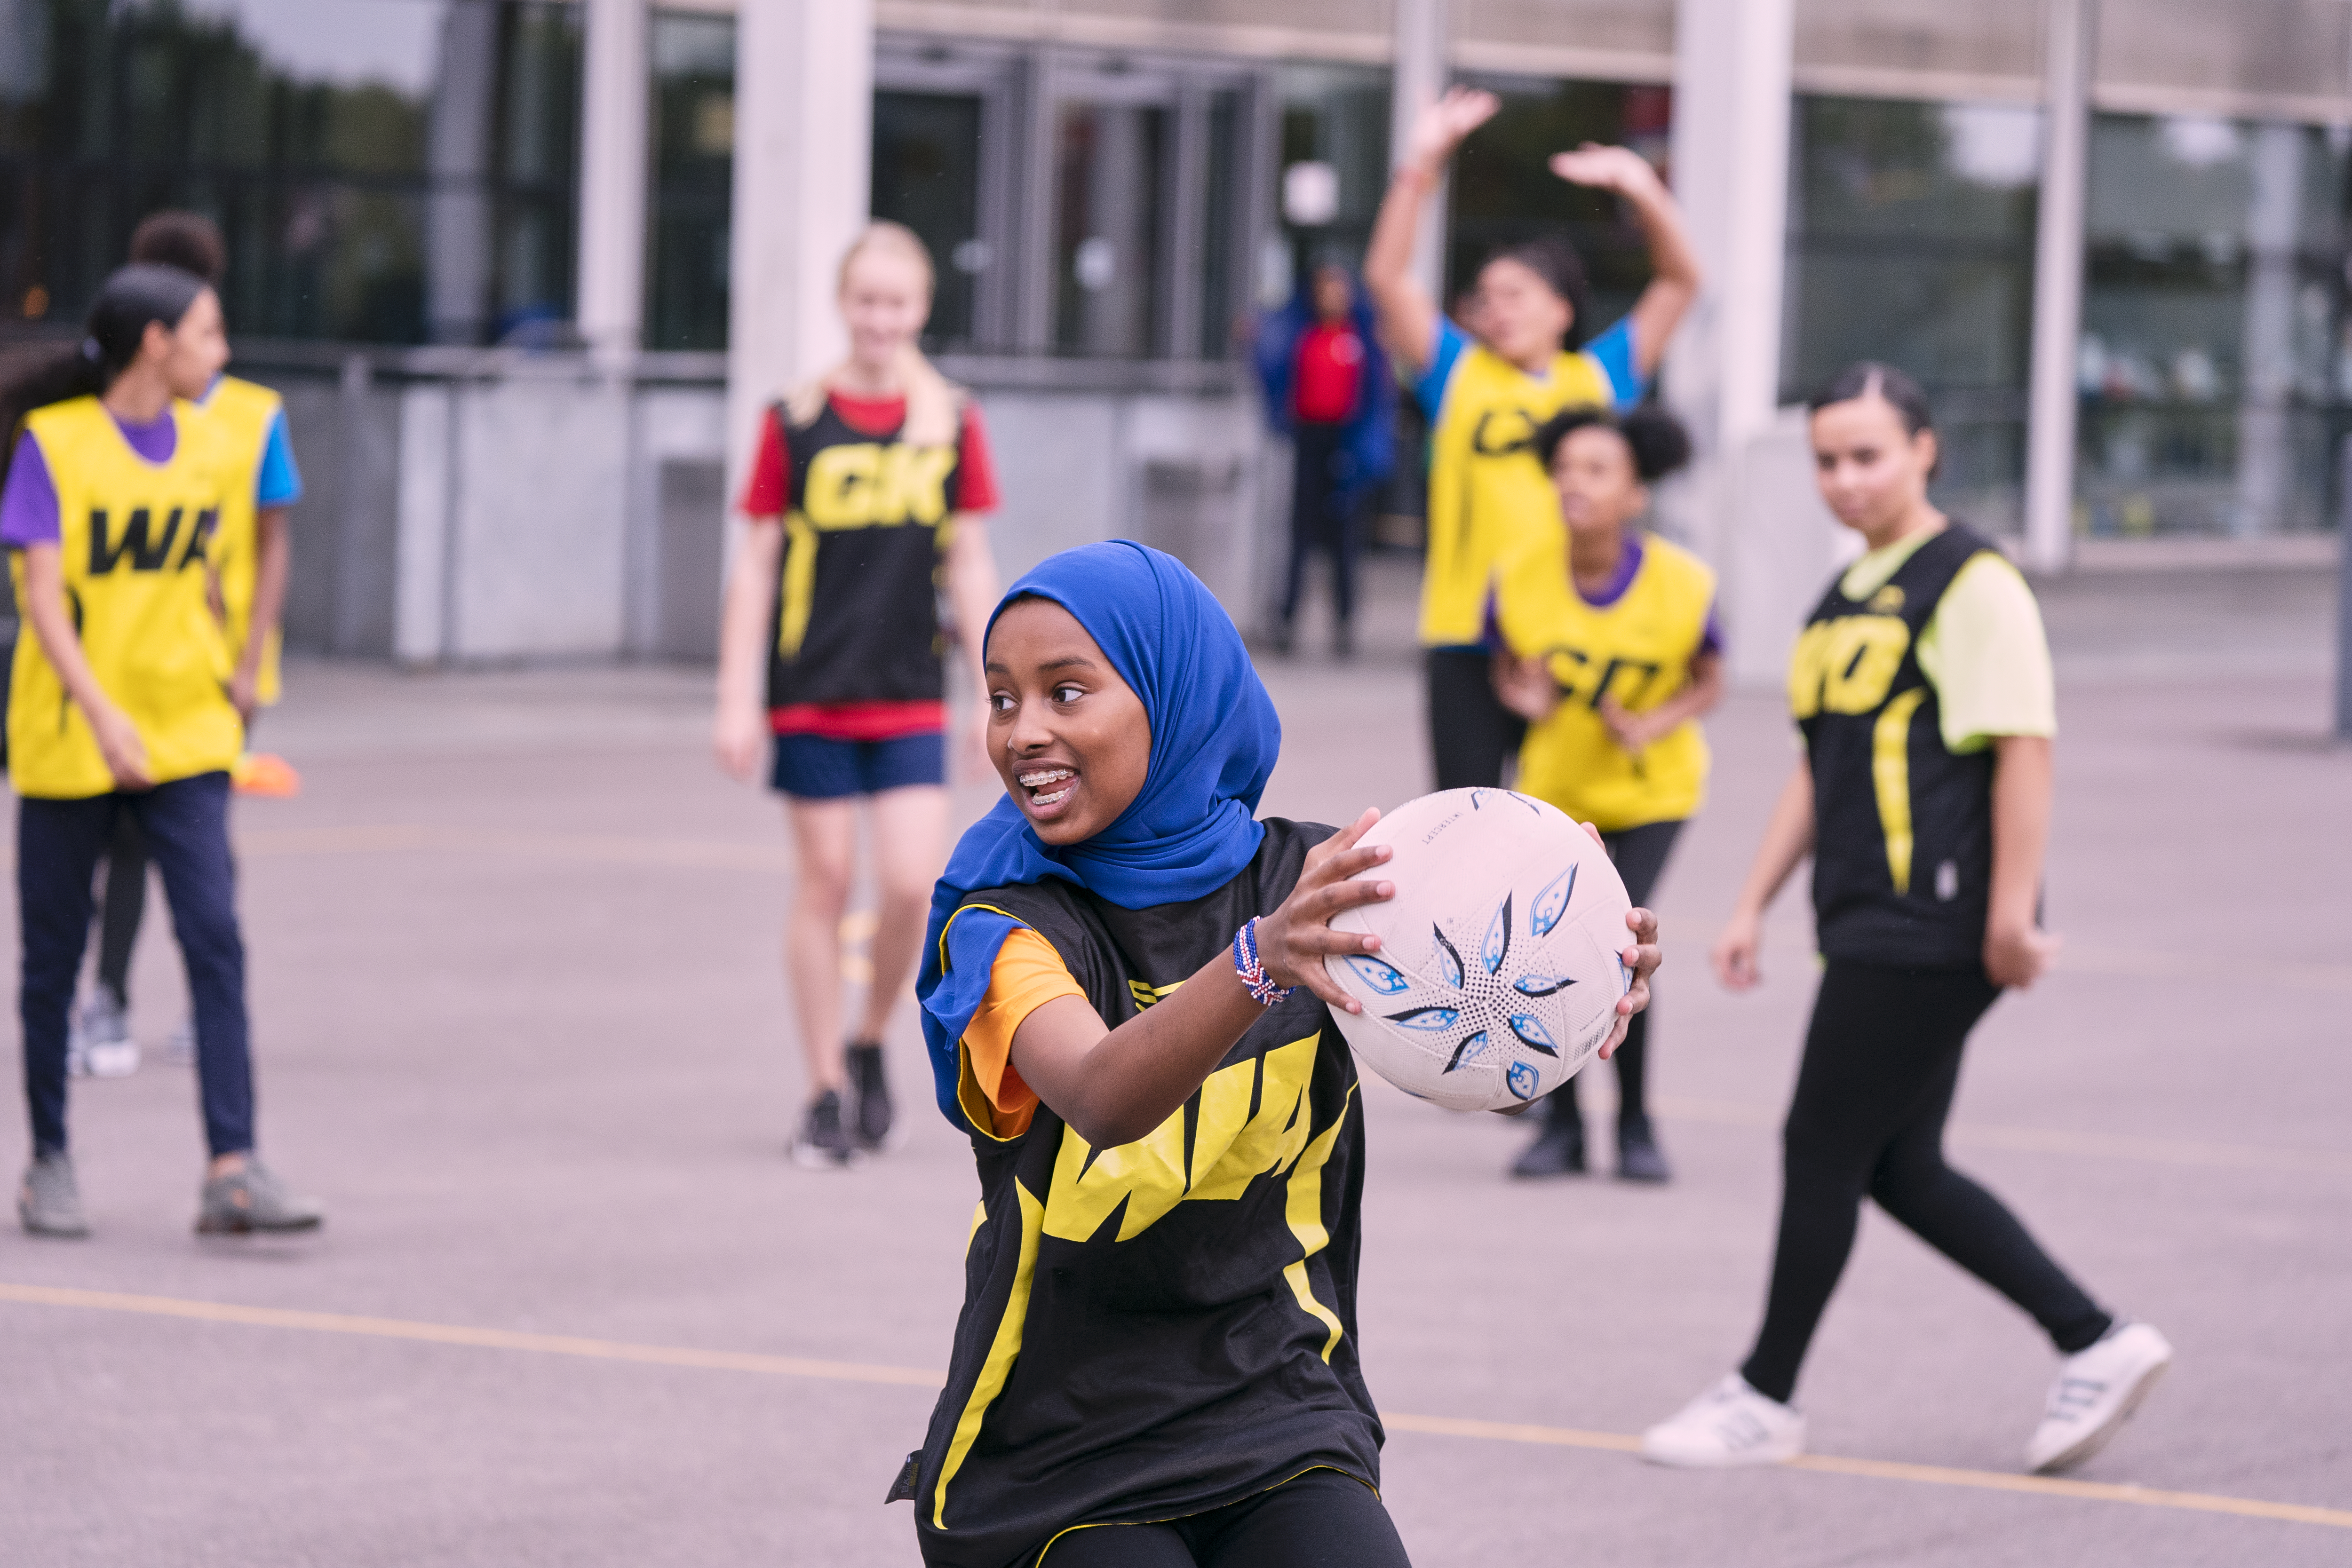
79,992,140,1078
196,1161,324,1235
19,1152,90,1238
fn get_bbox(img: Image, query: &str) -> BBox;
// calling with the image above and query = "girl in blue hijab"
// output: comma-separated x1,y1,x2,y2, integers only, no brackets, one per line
901,541,1658,1568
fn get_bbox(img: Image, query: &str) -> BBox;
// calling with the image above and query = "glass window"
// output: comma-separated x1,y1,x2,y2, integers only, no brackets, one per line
0,0,581,347
2080,114,2352,537
873,89,984,351
1266,62,1388,307
1783,95,2042,531
1446,76,1672,342
644,8,732,352
1052,99,1167,358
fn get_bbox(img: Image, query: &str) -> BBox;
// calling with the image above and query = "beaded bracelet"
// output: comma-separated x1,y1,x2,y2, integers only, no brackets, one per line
1232,918,1295,1007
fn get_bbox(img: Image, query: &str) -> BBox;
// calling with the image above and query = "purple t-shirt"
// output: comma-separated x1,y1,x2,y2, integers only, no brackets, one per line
1577,534,1726,657
0,411,179,549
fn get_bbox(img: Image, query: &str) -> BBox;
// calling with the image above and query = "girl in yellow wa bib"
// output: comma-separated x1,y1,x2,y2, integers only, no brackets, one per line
1,265,320,1239
1493,405,1722,1184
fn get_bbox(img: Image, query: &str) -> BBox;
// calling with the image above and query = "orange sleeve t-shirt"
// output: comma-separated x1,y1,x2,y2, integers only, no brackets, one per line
959,927,1087,1139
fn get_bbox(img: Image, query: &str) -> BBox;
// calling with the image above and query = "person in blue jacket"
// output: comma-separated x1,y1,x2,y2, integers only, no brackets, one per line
1253,264,1395,658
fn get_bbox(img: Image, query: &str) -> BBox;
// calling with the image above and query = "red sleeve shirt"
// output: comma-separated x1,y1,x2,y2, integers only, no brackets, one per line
737,394,1001,517
1292,323,1366,425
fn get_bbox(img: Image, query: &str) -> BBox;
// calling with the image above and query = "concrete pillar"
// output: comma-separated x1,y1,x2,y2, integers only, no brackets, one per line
1389,0,1450,299
724,0,874,504
1667,0,1794,472
577,0,651,366
2023,0,2097,572
2235,122,2303,537
1664,0,1796,685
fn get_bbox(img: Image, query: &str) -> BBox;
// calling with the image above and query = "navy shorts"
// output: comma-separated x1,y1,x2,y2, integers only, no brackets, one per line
771,731,946,800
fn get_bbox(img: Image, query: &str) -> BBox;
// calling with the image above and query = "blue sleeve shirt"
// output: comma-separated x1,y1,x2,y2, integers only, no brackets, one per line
1414,314,1649,423
256,409,302,509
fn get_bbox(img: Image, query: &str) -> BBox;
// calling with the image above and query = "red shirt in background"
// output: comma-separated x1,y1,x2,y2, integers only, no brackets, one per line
739,389,1001,517
740,389,1001,742
1292,323,1366,425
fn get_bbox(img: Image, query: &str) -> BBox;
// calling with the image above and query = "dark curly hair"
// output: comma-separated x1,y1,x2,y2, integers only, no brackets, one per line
1531,403,1693,483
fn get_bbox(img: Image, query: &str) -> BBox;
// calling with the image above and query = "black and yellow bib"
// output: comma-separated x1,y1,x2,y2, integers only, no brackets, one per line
1790,525,1995,968
907,820,1379,1568
7,397,239,799
766,397,961,710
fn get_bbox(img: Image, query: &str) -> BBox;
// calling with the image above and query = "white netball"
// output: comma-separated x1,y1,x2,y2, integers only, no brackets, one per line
1323,789,1635,1113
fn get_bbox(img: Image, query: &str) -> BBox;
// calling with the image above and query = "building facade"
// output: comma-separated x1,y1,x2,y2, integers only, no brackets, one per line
0,0,2344,665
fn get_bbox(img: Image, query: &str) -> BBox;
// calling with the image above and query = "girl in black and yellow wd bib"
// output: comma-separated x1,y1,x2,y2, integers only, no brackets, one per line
1640,365,2168,1479
0,266,319,1239
908,542,1661,1567
1492,406,1720,1183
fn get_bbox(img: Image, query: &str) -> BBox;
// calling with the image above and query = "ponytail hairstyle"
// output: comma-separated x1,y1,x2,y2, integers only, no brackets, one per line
129,209,229,288
785,221,962,450
1808,360,1933,435
1532,403,1694,483
0,263,210,487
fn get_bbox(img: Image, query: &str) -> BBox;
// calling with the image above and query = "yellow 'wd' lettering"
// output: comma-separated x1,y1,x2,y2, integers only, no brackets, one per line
1043,1033,1322,1243
1788,615,1910,718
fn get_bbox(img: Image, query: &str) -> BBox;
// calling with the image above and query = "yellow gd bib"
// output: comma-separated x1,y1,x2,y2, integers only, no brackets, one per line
1420,342,1613,647
194,376,284,705
1496,531,1716,832
8,397,241,799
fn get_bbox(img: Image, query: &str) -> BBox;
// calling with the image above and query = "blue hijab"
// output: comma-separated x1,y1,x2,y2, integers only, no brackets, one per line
915,541,1281,1129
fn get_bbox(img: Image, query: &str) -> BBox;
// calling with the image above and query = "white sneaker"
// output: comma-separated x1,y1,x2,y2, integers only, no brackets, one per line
1641,1374,1806,1467
2025,1321,2172,1474
78,993,140,1078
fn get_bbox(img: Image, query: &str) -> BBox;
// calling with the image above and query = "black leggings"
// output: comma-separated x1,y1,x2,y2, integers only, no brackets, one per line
94,812,148,1006
1425,648,1523,792
1546,819,1682,1127
1739,961,2112,1403
1038,1469,1408,1568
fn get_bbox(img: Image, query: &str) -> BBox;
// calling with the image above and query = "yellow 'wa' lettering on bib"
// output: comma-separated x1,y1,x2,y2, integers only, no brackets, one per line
7,397,241,799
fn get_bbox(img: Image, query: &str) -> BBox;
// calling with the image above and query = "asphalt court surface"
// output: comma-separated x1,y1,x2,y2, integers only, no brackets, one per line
4,560,2348,1566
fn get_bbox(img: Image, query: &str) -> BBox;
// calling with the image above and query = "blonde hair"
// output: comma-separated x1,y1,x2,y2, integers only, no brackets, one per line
784,221,961,448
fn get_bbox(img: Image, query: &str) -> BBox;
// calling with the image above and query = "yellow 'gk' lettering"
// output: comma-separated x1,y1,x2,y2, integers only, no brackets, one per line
1042,1034,1321,1243
802,442,957,529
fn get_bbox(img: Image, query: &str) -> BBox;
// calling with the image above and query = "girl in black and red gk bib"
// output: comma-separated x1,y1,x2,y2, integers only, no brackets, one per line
715,222,1003,1167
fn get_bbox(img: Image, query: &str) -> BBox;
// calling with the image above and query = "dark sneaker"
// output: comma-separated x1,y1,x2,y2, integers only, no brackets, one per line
1510,1113,1587,1178
790,1090,860,1169
847,1042,893,1150
1616,1116,1673,1183
196,1161,324,1235
19,1152,89,1238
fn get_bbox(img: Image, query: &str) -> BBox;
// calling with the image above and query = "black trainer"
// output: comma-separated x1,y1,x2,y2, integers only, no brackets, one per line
846,1041,893,1150
1616,1116,1672,1183
1510,1110,1587,1178
790,1090,859,1169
